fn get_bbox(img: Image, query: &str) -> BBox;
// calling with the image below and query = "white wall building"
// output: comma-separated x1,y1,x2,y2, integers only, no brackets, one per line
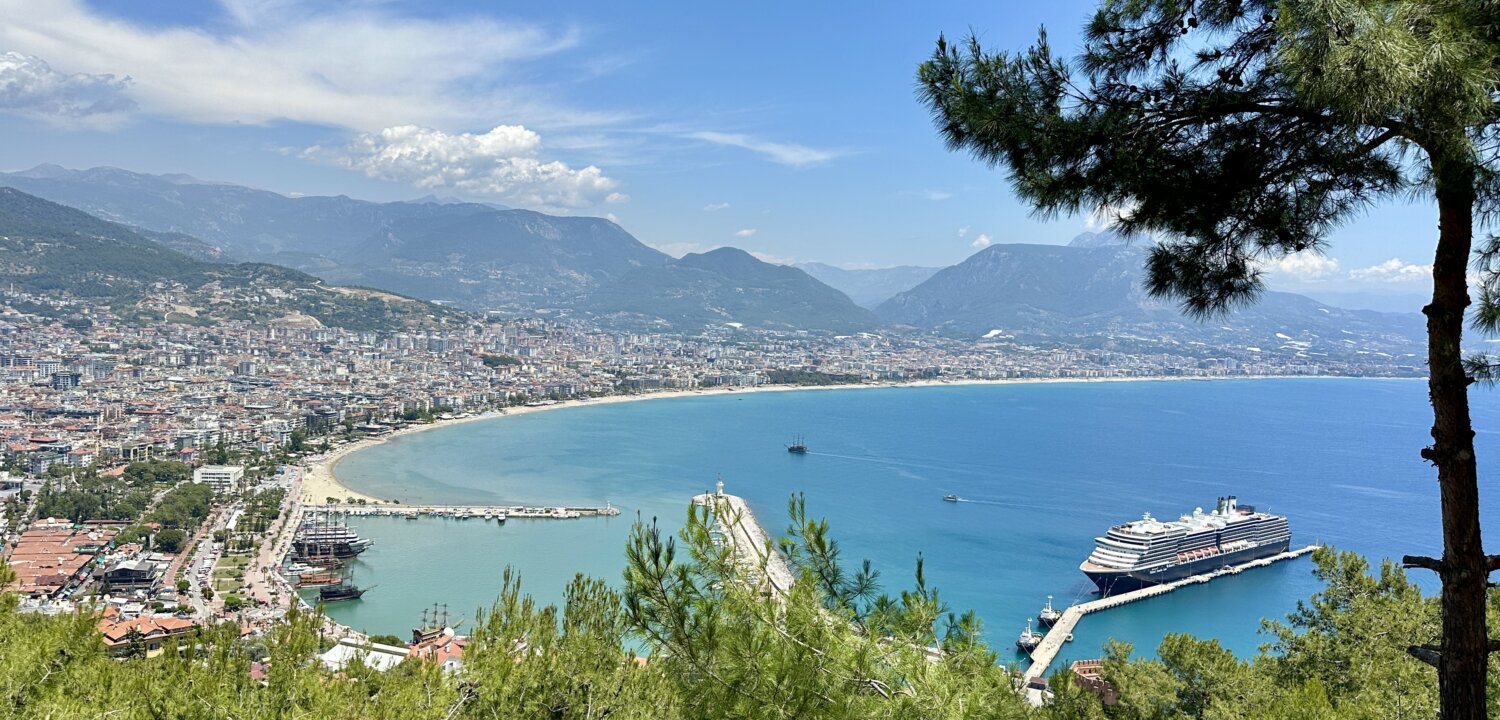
192,465,244,494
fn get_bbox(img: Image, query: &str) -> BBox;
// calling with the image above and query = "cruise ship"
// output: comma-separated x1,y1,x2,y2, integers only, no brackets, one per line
1080,496,1290,595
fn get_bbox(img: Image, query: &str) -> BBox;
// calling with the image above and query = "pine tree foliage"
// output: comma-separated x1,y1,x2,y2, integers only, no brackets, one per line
0,513,1488,717
917,3,1500,716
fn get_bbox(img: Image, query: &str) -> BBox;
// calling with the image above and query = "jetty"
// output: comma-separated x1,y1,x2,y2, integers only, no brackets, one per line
692,481,796,595
1022,544,1321,683
302,503,621,520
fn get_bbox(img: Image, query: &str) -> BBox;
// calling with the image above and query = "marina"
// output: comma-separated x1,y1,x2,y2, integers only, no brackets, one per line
301,503,621,520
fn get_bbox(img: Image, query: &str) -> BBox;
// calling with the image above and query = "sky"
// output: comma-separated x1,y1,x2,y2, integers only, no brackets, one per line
0,0,1444,309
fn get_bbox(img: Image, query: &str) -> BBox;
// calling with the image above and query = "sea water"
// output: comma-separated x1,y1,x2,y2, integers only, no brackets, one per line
319,379,1500,666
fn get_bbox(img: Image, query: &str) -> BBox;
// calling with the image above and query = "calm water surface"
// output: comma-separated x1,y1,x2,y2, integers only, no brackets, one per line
315,379,1500,666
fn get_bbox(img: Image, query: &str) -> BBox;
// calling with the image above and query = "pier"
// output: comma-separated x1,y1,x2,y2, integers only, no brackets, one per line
1022,544,1321,683
692,481,796,595
301,503,621,519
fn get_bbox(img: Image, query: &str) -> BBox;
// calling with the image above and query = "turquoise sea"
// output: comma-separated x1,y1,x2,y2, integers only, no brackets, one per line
315,379,1500,666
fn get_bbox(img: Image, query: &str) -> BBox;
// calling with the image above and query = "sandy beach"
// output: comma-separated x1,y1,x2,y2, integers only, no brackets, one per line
298,373,1381,505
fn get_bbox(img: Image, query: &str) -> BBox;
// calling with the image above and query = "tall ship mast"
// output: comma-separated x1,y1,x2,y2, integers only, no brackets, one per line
1080,496,1291,595
293,511,374,560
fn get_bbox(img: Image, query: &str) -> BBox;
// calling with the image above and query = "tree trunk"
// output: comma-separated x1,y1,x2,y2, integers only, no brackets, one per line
1426,155,1488,720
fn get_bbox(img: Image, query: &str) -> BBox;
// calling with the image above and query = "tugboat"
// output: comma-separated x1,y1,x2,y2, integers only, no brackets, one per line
786,435,808,454
1016,620,1043,652
943,495,961,502
1037,596,1062,627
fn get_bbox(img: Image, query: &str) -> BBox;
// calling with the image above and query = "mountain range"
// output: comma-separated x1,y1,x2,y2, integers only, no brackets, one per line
0,188,463,332
0,164,1428,349
877,233,1425,353
0,167,871,332
793,263,941,309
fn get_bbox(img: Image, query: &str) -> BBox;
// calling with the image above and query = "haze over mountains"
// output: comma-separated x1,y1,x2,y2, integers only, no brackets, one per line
877,233,1425,354
0,164,1426,352
794,263,940,309
0,166,871,332
0,188,461,331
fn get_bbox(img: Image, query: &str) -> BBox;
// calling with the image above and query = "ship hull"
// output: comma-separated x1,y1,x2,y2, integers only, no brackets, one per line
293,541,369,559
1083,539,1290,596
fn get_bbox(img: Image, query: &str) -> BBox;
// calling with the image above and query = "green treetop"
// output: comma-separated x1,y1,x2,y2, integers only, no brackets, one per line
918,3,1500,716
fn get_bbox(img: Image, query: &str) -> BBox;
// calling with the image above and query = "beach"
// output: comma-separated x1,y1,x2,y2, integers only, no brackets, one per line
300,373,1371,506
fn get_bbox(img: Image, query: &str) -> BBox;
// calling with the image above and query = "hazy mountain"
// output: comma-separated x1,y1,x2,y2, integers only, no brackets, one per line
583,247,879,332
0,187,462,331
1299,290,1430,314
337,209,669,313
794,262,940,308
0,165,667,313
876,238,1426,353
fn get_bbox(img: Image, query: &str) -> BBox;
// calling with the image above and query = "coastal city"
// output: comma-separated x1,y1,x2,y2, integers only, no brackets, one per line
0,0,1484,713
0,283,1422,672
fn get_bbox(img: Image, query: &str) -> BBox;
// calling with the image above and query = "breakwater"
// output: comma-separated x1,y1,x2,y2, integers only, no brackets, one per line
692,483,796,595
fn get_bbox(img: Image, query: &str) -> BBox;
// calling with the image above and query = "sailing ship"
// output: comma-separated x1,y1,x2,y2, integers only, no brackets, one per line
319,580,369,603
786,435,808,454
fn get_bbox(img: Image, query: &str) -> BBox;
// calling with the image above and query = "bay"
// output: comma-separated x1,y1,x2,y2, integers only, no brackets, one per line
317,378,1500,667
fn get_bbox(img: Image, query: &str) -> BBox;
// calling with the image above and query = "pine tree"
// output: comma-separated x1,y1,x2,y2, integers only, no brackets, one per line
918,3,1500,716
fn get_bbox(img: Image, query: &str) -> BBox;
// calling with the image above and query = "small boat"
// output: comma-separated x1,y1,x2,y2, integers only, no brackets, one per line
494,512,507,524
943,495,960,502
1037,595,1062,627
1016,620,1043,652
786,435,808,454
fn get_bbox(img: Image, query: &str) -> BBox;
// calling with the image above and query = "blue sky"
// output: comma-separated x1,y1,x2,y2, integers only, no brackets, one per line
0,0,1440,305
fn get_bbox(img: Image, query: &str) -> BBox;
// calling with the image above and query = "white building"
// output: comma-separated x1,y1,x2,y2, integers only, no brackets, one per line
192,465,244,494
319,638,409,672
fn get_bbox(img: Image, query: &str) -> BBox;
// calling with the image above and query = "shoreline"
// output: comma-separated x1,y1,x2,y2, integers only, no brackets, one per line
302,373,1416,506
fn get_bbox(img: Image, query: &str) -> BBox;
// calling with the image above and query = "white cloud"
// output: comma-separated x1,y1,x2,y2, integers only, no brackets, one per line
957,225,971,238
1269,254,1341,282
0,52,136,125
971,233,993,249
605,212,620,223
605,192,629,204
1349,258,1433,283
703,202,731,212
0,0,604,131
734,228,757,238
689,131,839,167
304,125,618,210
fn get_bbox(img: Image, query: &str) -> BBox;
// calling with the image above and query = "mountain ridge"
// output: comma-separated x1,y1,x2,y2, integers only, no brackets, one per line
0,187,462,331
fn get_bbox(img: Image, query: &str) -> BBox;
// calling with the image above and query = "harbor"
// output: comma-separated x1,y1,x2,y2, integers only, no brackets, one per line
692,481,796,595
301,503,622,520
1021,544,1323,682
